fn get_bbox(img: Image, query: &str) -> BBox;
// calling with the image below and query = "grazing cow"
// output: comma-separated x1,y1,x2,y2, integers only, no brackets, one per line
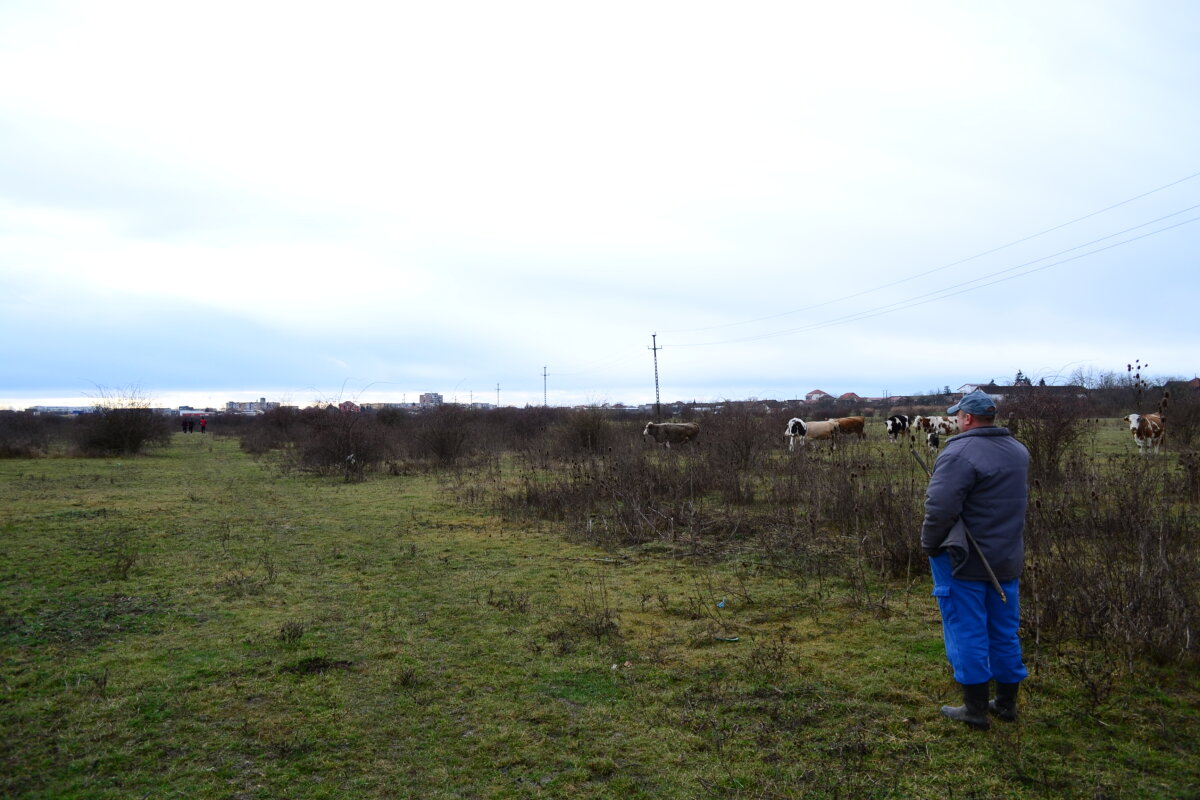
643,421,700,449
784,418,839,451
833,416,866,439
784,418,804,450
885,414,910,442
913,415,960,438
926,430,940,454
1123,413,1164,454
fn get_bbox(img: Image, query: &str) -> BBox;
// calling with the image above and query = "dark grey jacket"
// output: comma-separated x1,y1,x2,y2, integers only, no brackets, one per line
920,426,1029,582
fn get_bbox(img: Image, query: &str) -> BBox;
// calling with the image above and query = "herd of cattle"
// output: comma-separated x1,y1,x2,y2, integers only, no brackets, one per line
788,414,956,452
643,412,1166,454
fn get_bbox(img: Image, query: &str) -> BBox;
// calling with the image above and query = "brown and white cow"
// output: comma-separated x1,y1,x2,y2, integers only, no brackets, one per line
1123,413,1164,454
784,418,840,451
912,415,960,438
643,421,701,449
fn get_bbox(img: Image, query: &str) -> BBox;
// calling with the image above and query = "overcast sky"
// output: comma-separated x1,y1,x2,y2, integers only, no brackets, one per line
2,1,1197,410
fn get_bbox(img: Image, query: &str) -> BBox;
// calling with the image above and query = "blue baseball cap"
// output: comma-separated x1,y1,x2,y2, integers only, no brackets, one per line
947,389,997,416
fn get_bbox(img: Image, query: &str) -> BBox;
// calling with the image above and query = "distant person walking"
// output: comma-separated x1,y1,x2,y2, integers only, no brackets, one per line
181,418,189,434
920,388,1030,729
200,418,207,433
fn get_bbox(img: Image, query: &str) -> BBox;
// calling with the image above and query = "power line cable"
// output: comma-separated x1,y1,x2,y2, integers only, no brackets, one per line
545,349,645,377
663,168,1200,335
671,211,1200,347
538,171,1200,384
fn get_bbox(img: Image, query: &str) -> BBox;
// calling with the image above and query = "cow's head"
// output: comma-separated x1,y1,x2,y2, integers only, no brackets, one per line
643,422,656,436
785,418,805,437
1123,414,1141,431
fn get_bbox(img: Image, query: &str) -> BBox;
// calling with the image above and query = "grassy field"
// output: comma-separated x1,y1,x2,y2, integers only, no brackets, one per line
2,430,1198,799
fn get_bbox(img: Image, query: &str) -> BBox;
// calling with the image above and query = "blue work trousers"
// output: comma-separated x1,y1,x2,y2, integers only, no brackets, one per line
929,552,1028,685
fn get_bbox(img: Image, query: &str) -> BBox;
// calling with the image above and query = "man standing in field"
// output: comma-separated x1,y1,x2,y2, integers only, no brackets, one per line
920,388,1030,730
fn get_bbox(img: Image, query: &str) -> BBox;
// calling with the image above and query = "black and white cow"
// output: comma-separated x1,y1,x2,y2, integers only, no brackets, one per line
784,418,839,451
885,414,910,442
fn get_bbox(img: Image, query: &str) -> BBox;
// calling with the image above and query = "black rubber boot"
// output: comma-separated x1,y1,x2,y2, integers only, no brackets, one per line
989,682,1019,722
940,682,991,729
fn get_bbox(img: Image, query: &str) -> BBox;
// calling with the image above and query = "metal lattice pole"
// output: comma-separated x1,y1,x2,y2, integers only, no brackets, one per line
649,333,662,421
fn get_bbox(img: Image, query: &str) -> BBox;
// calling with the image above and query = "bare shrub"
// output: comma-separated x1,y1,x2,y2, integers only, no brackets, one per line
481,406,562,457
566,573,619,642
1164,384,1200,449
239,406,304,455
856,474,927,579
486,588,531,614
295,406,393,480
72,389,173,456
740,629,799,678
215,571,267,597
0,411,53,457
411,405,473,463
553,407,615,456
502,452,651,538
1059,646,1122,706
198,412,250,438
1006,392,1089,482
277,620,306,644
1025,457,1199,666
758,447,926,581
1177,451,1200,502
109,530,140,580
700,403,773,504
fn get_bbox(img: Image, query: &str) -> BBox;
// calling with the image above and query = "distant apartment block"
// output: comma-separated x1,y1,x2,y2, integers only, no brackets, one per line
177,406,217,418
29,406,91,415
225,397,281,415
419,393,444,406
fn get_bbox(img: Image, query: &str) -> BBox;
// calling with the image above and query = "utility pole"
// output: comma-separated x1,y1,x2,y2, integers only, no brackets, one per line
496,383,500,407
649,333,662,421
543,366,548,407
